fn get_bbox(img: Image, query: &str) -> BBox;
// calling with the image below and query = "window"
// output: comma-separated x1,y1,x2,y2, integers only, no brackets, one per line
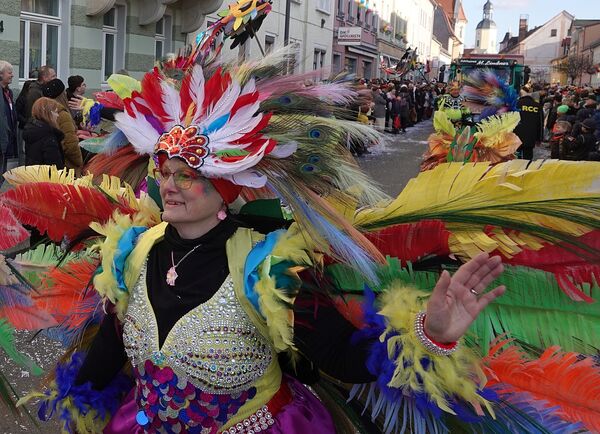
550,28,557,37
476,39,480,47
365,10,370,28
344,56,357,73
102,5,125,82
155,16,173,61
155,18,165,60
313,48,326,70
333,53,341,71
337,0,345,16
265,35,275,54
316,0,331,14
21,0,59,15
19,0,61,79
347,0,353,16
356,3,361,21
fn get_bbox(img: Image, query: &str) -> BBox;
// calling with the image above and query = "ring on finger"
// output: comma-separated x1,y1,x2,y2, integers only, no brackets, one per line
469,288,480,296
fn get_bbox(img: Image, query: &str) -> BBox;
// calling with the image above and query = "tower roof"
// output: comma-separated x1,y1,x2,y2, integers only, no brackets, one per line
476,18,496,30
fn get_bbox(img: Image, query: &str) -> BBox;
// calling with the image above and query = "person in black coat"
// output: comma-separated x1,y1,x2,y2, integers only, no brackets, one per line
564,118,598,161
513,87,543,160
23,97,65,168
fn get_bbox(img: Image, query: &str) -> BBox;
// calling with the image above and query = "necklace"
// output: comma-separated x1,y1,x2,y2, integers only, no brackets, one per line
166,244,202,286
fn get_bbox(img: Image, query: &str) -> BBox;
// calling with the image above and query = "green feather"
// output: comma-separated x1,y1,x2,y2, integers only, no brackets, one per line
470,265,600,355
0,320,42,375
214,149,250,157
326,260,599,355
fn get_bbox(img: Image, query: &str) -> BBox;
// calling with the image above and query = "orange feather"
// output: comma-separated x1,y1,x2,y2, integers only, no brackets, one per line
484,339,600,432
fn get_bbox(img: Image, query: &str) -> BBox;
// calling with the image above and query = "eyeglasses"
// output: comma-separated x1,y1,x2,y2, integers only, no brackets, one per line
153,167,201,190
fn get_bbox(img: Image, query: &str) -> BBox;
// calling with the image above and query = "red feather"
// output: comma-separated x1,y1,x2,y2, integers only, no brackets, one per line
0,204,29,250
139,72,171,123
499,230,600,302
202,68,230,117
0,183,136,245
34,259,100,331
484,340,600,433
230,91,259,118
364,220,451,264
0,305,58,330
93,91,124,110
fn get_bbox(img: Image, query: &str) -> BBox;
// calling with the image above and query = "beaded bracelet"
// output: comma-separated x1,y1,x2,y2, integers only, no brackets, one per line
414,311,459,356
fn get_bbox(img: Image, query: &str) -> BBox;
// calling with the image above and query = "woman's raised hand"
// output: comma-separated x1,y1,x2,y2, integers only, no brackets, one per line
424,252,506,344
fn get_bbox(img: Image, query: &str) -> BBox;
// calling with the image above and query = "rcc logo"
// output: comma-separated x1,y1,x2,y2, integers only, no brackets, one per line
521,105,539,112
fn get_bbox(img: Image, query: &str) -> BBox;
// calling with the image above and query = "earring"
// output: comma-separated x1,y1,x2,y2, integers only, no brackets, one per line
217,209,227,221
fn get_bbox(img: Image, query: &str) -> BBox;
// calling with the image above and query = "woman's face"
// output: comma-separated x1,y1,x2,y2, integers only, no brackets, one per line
158,158,223,234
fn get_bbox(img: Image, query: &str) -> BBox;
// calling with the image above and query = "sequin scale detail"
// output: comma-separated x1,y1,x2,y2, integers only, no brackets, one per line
134,360,256,433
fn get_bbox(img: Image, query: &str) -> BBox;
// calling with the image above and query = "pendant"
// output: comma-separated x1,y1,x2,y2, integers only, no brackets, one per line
166,266,178,286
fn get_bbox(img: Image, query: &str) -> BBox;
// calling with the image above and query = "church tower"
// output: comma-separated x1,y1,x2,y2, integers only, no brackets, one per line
474,1,498,54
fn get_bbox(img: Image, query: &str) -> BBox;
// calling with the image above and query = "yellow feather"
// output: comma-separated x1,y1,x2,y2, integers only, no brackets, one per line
356,160,600,259
432,110,456,137
3,165,86,186
106,74,141,100
377,283,493,415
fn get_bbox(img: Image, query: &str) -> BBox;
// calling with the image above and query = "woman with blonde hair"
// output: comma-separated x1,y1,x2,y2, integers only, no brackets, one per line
22,96,64,168
41,78,83,173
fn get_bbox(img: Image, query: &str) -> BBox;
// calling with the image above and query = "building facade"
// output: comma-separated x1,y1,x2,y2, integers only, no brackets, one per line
330,0,379,79
194,0,336,78
435,0,467,60
373,0,407,79
2,0,224,91
567,20,600,85
499,10,574,83
473,0,497,54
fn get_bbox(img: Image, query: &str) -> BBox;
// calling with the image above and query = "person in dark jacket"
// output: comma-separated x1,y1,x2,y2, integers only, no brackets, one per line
562,118,597,161
0,60,18,176
23,97,65,168
513,86,543,160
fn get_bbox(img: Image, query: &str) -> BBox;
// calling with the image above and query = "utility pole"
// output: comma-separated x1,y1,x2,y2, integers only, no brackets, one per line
284,0,291,45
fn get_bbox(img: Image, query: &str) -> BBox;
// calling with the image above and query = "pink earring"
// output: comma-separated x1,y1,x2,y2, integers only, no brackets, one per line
217,209,227,221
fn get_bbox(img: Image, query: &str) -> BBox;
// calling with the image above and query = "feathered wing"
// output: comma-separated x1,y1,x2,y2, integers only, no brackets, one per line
321,159,600,432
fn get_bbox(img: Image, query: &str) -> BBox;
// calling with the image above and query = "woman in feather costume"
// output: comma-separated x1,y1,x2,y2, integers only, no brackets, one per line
422,71,522,171
1,4,600,434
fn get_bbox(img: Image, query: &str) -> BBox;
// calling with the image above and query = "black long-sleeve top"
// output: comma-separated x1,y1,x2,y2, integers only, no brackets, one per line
76,218,374,389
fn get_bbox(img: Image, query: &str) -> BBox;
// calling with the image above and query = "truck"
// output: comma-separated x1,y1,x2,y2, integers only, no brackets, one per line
448,54,528,90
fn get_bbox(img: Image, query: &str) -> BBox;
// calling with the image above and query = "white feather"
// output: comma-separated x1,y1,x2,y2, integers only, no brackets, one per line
160,82,182,130
186,65,205,124
269,142,297,158
222,170,267,188
115,107,161,155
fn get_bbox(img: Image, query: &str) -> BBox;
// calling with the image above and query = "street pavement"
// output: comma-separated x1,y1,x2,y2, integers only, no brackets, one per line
0,118,551,433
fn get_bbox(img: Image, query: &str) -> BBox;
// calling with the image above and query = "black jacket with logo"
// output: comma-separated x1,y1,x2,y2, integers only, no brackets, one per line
513,95,543,149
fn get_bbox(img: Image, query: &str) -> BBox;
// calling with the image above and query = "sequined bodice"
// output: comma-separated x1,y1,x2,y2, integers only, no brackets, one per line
123,263,274,395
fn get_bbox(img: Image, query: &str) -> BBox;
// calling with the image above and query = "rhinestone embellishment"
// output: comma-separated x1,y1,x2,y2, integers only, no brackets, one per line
123,263,275,395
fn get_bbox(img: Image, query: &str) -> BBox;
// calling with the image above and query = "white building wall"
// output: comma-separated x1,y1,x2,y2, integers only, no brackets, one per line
520,12,572,80
397,0,434,61
195,0,334,75
474,27,497,54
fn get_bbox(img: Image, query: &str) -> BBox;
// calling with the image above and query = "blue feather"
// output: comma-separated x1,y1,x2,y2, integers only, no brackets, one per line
203,113,230,134
100,129,129,155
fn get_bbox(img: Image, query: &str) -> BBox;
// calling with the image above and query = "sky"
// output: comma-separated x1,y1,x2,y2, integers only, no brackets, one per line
461,0,595,48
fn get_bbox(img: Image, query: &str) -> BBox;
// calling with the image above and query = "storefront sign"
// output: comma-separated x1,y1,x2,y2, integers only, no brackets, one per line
338,27,362,45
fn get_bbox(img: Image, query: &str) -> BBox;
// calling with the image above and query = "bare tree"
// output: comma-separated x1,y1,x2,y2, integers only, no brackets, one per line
554,54,593,85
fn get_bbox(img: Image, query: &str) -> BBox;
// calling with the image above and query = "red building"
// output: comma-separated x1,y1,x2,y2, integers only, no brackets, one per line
333,0,379,79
